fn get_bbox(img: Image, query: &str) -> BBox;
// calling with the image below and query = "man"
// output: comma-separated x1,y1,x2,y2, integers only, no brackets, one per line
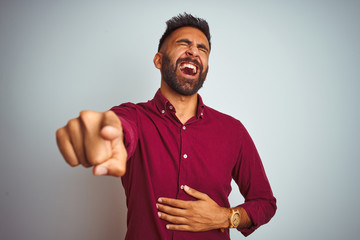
56,13,276,239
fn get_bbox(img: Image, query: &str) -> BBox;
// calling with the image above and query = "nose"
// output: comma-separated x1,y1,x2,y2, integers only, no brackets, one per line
186,46,199,57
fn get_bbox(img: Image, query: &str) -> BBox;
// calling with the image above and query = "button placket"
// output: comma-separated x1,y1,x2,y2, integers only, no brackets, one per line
178,123,189,197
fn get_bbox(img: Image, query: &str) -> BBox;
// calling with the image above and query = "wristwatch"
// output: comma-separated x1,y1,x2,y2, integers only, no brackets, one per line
229,208,240,228
220,208,241,232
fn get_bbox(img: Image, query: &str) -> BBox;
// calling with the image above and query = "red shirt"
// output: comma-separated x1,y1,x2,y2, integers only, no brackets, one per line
111,90,276,240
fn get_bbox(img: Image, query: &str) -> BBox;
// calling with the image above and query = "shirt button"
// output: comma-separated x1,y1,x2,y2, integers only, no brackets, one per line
161,110,165,114
183,154,188,159
169,106,173,110
182,126,186,130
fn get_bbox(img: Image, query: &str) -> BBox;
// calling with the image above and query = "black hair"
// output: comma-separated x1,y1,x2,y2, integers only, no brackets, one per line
158,13,211,52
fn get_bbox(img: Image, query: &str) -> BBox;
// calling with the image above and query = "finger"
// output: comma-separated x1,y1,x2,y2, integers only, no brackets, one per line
101,125,122,140
183,185,209,200
93,135,128,177
80,111,112,165
66,118,90,167
100,111,123,140
166,224,192,232
156,203,186,217
93,158,125,177
158,197,190,209
93,151,127,177
56,127,80,167
157,211,187,225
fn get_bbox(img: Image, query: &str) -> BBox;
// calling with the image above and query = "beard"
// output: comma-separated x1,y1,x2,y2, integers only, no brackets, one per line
160,54,208,96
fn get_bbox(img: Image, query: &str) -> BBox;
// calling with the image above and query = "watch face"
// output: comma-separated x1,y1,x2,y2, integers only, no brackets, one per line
233,213,240,227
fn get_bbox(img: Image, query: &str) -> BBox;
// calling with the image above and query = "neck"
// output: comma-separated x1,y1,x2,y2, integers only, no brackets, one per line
160,81,198,124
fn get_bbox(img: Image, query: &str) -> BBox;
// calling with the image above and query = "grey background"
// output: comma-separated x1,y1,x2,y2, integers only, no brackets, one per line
1,0,359,239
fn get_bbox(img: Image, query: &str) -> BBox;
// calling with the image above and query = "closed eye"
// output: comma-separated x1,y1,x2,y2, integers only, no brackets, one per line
197,44,209,53
176,39,191,46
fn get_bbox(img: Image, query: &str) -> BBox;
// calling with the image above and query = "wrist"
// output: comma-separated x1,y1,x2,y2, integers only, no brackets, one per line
219,207,240,232
222,207,232,229
215,207,231,230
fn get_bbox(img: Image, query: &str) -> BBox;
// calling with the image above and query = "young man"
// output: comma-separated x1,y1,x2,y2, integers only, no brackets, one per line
56,13,276,239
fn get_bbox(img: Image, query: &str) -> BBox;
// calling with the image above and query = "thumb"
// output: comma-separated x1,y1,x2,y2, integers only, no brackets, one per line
93,137,128,177
93,158,126,177
100,111,123,140
183,185,209,200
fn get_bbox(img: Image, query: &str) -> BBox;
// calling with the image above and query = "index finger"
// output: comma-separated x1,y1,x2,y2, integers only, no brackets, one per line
80,111,112,165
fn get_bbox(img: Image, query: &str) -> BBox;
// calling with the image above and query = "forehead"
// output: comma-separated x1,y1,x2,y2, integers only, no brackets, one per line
165,27,209,49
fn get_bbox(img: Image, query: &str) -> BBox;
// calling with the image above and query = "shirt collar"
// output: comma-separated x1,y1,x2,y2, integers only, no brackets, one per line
153,89,205,119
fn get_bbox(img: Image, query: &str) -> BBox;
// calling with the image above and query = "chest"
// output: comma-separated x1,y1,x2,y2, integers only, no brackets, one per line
135,114,240,202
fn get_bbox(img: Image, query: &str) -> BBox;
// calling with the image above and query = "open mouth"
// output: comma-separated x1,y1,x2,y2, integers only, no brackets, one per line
179,62,198,76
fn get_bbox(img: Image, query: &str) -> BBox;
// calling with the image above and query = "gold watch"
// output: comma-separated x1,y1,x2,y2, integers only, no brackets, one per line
229,208,240,228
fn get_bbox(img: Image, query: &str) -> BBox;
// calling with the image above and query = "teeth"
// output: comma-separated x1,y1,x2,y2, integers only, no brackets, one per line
180,63,197,74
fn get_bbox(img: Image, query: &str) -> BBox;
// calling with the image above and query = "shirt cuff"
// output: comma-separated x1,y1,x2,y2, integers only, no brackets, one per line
236,203,259,236
117,116,137,160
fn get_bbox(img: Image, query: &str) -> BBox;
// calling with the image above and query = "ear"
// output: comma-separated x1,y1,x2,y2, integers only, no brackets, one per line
153,52,162,70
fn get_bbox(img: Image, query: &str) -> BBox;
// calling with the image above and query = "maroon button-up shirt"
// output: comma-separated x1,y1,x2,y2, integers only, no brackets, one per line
111,90,276,240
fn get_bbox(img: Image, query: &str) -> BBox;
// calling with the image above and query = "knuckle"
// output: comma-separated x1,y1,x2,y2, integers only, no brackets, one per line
66,119,79,135
55,128,66,142
79,110,97,127
104,110,115,119
79,110,90,123
113,165,127,177
87,155,102,166
174,217,185,224
79,110,92,119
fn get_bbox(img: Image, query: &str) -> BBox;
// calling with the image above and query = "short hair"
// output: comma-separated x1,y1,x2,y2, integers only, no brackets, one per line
158,13,211,52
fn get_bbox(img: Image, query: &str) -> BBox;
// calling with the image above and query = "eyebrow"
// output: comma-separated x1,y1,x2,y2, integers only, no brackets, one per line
176,39,209,52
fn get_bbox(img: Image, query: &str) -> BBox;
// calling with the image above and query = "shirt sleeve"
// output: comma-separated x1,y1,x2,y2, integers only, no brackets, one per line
110,103,139,160
232,122,277,236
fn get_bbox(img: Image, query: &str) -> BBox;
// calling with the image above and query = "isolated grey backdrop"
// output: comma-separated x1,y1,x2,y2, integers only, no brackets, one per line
1,0,359,239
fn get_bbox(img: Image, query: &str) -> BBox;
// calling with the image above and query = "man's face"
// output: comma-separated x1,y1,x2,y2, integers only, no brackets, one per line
158,27,210,96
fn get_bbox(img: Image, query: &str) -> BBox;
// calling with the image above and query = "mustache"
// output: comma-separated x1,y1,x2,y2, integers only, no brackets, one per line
175,57,202,70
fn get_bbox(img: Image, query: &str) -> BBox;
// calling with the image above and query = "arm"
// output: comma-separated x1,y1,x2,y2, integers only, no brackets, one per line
56,110,128,177
232,123,277,236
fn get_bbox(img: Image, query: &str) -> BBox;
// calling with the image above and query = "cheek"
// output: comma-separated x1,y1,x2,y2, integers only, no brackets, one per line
169,47,185,57
201,59,209,70
200,54,209,63
168,52,183,64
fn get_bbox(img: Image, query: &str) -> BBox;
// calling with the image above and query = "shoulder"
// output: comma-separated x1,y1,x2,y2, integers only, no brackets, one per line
111,102,138,116
205,105,244,128
110,100,157,119
204,105,253,142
